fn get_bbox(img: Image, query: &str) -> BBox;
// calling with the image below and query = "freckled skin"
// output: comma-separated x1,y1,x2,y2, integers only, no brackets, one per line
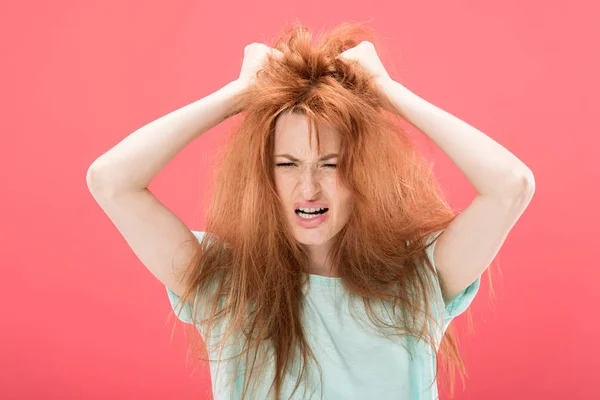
273,111,353,277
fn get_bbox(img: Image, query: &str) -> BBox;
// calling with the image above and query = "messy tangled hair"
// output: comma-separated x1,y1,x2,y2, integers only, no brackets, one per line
169,21,489,399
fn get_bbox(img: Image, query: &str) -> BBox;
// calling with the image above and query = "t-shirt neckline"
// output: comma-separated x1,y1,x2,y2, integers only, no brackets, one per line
303,272,342,287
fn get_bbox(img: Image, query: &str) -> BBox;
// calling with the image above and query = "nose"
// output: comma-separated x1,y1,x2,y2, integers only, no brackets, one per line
299,162,321,196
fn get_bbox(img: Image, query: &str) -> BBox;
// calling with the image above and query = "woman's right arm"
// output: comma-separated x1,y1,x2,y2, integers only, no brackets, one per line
87,79,246,196
86,79,247,299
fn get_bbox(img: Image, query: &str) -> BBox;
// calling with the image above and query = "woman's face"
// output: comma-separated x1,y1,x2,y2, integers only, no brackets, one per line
273,111,353,247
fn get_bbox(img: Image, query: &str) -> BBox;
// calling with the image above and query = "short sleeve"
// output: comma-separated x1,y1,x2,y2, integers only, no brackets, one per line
166,285,198,324
165,230,206,324
425,230,481,330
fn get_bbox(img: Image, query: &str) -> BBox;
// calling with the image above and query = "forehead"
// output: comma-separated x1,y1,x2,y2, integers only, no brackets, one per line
273,112,340,154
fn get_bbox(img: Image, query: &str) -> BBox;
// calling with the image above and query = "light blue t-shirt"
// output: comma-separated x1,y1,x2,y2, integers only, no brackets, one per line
166,231,481,399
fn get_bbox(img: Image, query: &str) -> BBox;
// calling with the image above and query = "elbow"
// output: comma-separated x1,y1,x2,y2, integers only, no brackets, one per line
86,161,146,200
509,168,536,206
86,162,102,191
86,161,115,197
518,168,535,195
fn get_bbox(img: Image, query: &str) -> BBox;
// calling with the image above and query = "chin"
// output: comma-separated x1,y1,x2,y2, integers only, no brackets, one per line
296,237,326,246
294,229,333,243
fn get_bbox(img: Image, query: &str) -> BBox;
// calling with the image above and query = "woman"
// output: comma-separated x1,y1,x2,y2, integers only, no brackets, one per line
87,22,535,400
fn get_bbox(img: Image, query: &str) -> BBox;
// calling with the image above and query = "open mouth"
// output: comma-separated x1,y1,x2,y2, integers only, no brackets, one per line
295,208,329,217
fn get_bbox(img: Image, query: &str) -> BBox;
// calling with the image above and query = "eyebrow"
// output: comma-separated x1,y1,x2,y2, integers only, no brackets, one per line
275,153,339,161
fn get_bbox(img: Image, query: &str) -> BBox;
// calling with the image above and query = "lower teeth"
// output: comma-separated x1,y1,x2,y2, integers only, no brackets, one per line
298,212,324,219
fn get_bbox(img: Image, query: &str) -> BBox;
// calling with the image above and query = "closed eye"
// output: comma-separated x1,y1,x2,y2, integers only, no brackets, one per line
275,163,337,168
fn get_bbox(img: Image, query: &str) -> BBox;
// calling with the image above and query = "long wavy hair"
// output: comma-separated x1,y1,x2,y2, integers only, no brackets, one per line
169,21,492,400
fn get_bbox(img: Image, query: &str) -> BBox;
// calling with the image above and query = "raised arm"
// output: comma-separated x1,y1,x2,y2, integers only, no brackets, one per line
87,80,245,196
86,79,246,298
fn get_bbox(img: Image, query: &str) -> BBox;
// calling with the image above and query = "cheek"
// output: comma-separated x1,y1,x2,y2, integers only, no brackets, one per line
338,192,354,218
274,177,291,195
274,174,285,189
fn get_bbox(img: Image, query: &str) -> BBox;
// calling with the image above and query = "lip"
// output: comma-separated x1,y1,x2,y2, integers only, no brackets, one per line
295,208,329,228
294,201,329,209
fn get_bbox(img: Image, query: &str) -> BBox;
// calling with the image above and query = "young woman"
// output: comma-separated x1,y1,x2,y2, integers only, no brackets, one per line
87,22,535,400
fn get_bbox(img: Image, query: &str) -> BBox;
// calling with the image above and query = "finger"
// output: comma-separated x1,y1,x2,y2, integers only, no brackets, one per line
270,48,284,59
337,49,356,61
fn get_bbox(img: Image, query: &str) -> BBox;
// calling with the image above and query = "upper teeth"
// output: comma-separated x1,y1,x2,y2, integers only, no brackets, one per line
297,207,327,213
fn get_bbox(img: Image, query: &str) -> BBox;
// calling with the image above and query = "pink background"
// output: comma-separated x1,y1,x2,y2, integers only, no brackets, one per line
2,0,597,399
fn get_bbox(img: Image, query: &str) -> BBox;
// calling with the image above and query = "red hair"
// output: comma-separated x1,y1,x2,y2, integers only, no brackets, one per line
170,21,491,399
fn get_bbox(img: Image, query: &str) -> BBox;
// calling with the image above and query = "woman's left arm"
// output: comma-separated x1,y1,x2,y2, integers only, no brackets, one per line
379,78,536,304
380,78,535,197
